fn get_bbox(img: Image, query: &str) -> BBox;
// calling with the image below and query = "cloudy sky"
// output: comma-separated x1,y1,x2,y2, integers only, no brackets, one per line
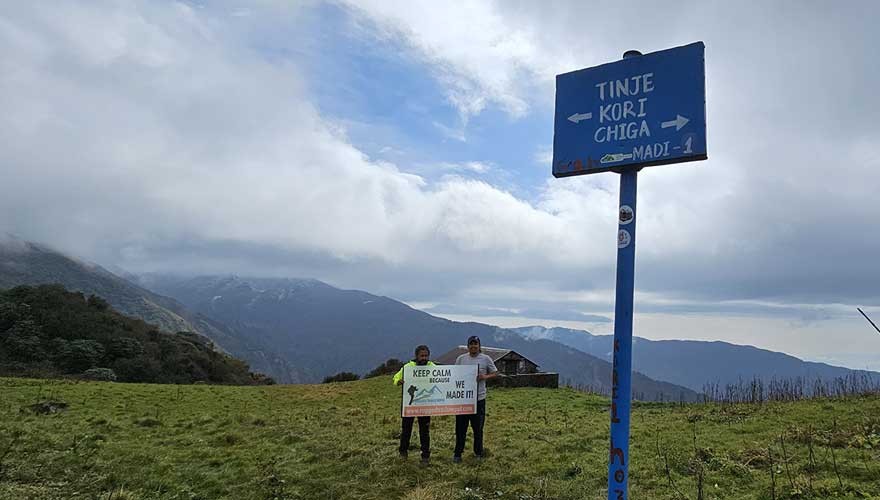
2,1,879,369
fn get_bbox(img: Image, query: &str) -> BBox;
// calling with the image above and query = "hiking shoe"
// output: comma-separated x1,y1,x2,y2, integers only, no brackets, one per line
452,455,462,463
399,451,408,459
420,456,430,466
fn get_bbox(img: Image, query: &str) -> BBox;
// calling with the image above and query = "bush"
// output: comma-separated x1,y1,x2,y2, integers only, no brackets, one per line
322,372,360,383
59,339,105,373
250,372,276,385
2,320,44,361
112,356,162,383
0,301,26,331
82,367,117,382
364,358,404,379
107,337,144,359
86,295,110,311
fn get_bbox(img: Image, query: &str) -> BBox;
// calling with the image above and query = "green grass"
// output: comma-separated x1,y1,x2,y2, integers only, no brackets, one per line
0,377,878,499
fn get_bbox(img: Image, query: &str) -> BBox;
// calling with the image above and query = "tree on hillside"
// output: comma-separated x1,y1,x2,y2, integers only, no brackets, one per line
0,285,274,385
250,372,276,385
0,301,27,331
86,295,109,311
364,358,404,379
58,339,105,372
323,372,360,383
107,337,144,359
112,355,162,383
2,319,44,361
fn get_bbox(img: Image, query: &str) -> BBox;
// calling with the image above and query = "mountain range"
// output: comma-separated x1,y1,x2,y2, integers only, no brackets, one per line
513,326,876,393
3,237,875,402
138,273,698,400
0,239,695,399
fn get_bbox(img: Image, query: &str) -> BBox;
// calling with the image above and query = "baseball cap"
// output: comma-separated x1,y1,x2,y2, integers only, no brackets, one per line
467,336,481,345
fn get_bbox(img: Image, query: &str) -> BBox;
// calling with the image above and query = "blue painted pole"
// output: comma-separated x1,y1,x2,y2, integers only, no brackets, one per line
607,49,641,500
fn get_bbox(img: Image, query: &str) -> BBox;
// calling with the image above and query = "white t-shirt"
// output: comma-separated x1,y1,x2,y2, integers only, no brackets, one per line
455,352,497,401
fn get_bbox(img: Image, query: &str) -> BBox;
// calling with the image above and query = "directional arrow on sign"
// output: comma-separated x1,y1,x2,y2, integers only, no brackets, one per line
568,112,592,123
661,114,690,131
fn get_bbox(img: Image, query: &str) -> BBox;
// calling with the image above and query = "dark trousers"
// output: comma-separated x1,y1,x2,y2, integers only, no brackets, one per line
399,416,431,457
454,399,486,457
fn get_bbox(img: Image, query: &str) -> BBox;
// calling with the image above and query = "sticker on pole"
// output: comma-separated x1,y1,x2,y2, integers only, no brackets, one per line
401,365,477,417
619,206,634,225
617,230,631,249
552,42,707,177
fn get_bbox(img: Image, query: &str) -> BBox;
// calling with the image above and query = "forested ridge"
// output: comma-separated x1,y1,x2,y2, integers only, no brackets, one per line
0,284,272,385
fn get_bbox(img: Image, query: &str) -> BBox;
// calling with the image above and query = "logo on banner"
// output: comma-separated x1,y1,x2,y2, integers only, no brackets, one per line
412,385,443,403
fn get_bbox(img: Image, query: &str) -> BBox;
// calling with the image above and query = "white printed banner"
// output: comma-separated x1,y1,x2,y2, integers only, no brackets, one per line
401,364,477,417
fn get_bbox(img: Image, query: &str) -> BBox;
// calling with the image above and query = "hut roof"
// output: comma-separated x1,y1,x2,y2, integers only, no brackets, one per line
434,346,538,367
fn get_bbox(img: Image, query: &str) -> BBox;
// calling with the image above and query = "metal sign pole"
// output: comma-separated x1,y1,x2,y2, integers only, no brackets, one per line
548,41,706,500
607,49,642,500
608,168,637,499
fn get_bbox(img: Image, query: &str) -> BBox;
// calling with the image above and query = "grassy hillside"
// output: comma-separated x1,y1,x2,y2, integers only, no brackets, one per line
0,377,877,500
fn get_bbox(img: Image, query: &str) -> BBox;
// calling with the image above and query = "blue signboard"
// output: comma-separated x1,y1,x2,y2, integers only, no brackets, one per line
552,42,706,177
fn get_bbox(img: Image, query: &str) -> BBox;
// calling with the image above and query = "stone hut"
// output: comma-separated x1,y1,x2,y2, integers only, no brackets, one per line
435,346,558,388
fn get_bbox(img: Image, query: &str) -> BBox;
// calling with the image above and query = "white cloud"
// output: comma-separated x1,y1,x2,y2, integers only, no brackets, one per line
432,161,492,174
431,120,467,142
340,0,568,120
2,1,880,367
533,147,552,167
0,1,615,280
463,161,490,174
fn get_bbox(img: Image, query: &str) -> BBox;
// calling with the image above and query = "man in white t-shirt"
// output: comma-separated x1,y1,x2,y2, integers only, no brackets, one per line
453,335,498,462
